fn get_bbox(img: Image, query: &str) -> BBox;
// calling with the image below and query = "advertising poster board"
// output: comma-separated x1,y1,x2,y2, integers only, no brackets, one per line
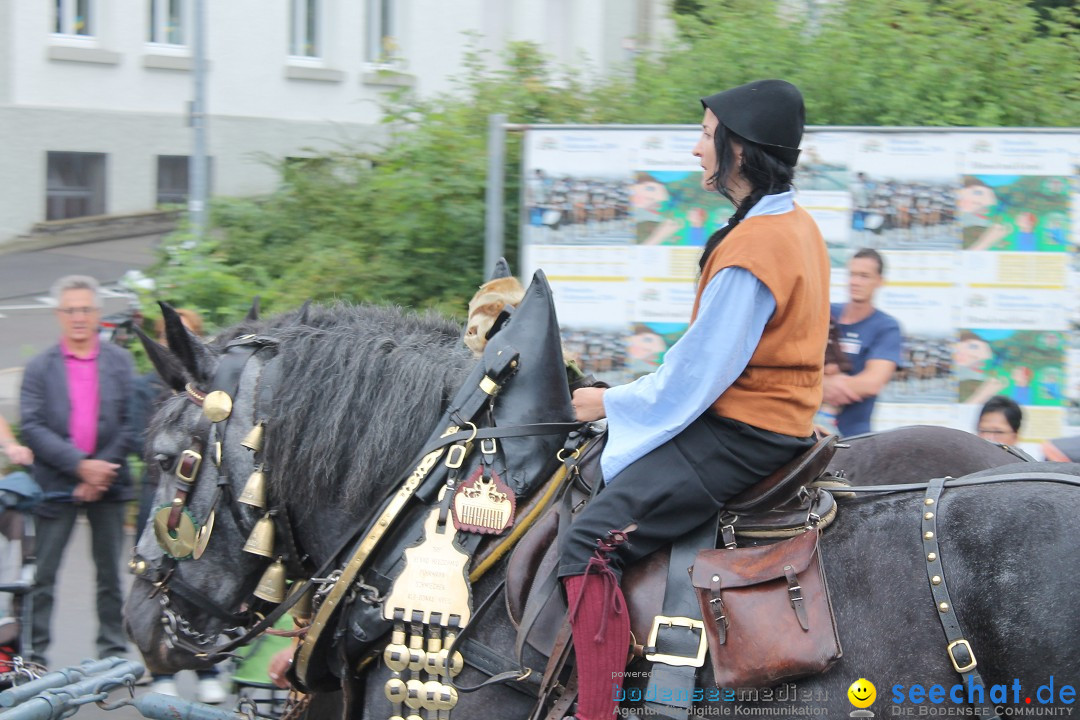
521,127,1080,454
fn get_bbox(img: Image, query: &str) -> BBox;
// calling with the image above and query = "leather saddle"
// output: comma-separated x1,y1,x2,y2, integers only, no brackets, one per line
505,434,839,658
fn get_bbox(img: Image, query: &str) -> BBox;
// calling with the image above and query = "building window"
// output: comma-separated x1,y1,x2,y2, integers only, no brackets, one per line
46,152,106,221
156,156,189,205
54,0,94,36
365,0,398,65
148,0,186,45
289,0,321,58
156,156,212,205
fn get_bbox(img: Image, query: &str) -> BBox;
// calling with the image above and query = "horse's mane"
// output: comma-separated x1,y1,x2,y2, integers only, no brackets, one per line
228,303,473,519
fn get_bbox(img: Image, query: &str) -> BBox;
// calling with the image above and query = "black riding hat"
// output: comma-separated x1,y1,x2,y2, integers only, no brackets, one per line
701,79,805,166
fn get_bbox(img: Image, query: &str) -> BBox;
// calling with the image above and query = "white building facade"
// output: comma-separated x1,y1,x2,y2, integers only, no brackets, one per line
0,0,672,244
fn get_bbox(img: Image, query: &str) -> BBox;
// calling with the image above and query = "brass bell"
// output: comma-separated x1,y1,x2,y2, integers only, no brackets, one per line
241,422,265,452
239,467,267,508
254,558,287,603
288,583,315,622
242,514,276,558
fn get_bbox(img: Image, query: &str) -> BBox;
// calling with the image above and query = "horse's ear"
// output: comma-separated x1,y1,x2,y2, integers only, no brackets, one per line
245,296,261,322
489,257,513,281
159,301,217,384
132,324,188,392
297,299,312,325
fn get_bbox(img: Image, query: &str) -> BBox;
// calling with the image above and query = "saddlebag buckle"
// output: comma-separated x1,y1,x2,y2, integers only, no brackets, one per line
644,615,707,668
947,638,977,673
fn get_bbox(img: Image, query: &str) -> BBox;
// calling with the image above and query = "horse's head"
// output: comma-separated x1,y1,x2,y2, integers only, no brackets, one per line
127,272,576,684
125,303,284,672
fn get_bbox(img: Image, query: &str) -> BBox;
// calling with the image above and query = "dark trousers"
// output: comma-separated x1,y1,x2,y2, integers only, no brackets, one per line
31,502,127,665
558,413,814,579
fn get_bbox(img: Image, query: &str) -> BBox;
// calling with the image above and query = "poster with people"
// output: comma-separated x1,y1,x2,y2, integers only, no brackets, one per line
521,127,1080,447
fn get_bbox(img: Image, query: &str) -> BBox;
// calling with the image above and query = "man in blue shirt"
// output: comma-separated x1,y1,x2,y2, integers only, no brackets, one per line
824,248,902,436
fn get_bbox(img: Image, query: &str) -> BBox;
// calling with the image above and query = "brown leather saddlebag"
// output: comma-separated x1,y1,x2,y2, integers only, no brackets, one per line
690,529,842,689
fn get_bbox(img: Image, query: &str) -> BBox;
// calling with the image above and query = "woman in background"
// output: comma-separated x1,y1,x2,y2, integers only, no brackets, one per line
975,395,1022,446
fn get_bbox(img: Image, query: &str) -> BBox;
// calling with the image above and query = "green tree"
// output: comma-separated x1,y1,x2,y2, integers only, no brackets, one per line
147,42,633,328
628,0,1079,126
146,1,1078,327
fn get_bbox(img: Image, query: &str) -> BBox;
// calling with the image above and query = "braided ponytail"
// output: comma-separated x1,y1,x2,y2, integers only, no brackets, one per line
699,125,796,271
699,189,765,270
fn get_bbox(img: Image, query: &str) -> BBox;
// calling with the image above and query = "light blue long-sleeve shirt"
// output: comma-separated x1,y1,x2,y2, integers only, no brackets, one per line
600,191,796,481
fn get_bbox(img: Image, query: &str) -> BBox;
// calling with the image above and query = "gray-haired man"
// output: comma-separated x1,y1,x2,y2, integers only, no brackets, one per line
19,275,134,664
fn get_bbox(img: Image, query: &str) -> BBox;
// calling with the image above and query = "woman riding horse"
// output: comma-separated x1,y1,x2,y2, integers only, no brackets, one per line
562,79,829,719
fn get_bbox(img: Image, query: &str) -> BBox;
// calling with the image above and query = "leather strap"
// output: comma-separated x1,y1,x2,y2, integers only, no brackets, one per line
296,344,527,688
922,477,1001,720
531,618,575,720
784,564,809,630
643,516,718,720
834,471,1080,495
411,421,585,467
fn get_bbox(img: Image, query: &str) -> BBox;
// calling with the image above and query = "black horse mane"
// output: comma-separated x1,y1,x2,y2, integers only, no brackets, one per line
262,303,473,519
154,302,474,521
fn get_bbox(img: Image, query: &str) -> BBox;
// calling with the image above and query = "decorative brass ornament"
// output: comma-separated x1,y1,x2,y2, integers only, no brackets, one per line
241,422,265,452
128,557,148,576
385,676,407,700
193,510,215,560
436,647,464,677
924,531,934,540
927,552,937,562
254,558,287,603
243,514,276,558
924,498,935,506
405,679,425,710
202,391,233,423
382,505,472,626
452,468,516,535
924,512,935,521
384,643,410,673
239,467,267,508
931,575,942,585
153,506,199,559
938,602,949,612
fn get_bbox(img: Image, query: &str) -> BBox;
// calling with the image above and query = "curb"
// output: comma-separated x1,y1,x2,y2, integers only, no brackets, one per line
0,211,179,256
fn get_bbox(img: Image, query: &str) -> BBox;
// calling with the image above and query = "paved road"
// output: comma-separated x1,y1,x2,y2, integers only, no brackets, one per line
0,235,160,421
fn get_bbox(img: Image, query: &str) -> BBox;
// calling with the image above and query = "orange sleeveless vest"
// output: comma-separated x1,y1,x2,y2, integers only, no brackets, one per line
691,205,830,437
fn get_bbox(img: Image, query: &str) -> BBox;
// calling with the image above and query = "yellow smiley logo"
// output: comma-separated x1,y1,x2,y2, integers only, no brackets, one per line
848,678,876,709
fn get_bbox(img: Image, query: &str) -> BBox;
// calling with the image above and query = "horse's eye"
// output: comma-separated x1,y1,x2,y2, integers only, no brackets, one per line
154,454,174,472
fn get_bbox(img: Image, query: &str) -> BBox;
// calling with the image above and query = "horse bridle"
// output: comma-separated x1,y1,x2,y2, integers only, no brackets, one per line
131,334,314,658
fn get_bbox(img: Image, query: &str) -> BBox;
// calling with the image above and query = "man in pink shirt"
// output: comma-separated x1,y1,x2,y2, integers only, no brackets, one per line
19,275,134,665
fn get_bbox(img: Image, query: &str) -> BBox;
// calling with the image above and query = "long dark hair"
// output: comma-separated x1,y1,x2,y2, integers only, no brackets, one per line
699,123,796,270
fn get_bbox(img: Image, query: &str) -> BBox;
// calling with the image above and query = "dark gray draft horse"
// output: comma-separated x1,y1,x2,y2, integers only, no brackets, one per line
125,282,1080,718
826,425,1032,485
